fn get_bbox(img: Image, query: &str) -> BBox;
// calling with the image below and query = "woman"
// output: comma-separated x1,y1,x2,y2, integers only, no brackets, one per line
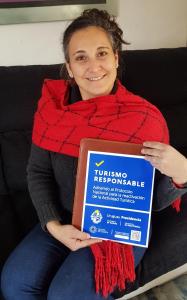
1,9,187,300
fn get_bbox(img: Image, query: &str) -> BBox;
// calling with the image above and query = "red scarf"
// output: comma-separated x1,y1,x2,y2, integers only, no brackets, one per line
32,79,180,297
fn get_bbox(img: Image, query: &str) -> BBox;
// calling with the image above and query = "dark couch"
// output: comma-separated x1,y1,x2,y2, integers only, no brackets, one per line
0,47,187,299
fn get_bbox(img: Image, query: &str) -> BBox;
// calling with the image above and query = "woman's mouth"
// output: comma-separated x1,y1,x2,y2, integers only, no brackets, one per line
87,74,105,81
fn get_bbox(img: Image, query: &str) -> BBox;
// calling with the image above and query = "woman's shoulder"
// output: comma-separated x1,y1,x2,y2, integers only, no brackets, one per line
118,81,169,142
118,81,165,120
37,79,70,107
41,79,69,94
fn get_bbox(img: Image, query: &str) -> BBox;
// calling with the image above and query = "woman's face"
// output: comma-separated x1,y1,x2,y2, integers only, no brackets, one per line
66,26,118,100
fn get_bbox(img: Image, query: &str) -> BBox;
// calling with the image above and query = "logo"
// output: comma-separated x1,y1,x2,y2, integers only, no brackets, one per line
91,209,103,224
89,226,97,233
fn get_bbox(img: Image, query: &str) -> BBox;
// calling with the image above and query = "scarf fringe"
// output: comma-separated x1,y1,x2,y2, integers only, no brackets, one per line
172,198,181,212
91,241,135,298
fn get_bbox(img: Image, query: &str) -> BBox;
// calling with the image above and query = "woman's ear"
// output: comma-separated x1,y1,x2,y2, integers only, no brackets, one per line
66,63,73,78
115,52,119,69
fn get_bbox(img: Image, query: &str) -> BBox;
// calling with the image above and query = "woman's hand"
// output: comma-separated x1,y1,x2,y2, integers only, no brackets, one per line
141,141,187,185
46,220,101,251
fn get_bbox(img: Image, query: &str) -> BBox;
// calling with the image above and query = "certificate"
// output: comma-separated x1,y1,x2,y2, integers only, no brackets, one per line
72,138,155,247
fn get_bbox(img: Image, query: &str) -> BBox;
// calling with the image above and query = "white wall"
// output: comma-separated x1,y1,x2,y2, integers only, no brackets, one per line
119,0,187,50
0,0,186,66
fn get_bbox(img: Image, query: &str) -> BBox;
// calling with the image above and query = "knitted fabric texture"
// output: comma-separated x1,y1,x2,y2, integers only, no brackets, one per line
32,79,178,297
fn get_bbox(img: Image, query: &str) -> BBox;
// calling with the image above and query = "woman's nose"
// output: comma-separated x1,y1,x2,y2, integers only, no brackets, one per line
87,58,101,72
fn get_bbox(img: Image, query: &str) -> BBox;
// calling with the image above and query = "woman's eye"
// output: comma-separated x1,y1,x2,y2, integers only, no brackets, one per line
98,51,108,57
75,56,87,61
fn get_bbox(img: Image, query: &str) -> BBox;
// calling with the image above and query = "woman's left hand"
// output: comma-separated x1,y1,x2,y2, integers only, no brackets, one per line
141,141,187,185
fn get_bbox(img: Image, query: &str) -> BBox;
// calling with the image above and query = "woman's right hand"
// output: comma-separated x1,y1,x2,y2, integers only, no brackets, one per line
46,220,101,251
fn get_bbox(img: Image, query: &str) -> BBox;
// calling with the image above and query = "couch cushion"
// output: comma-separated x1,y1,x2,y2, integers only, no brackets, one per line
9,191,38,235
0,195,21,270
0,150,7,195
1,131,32,191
